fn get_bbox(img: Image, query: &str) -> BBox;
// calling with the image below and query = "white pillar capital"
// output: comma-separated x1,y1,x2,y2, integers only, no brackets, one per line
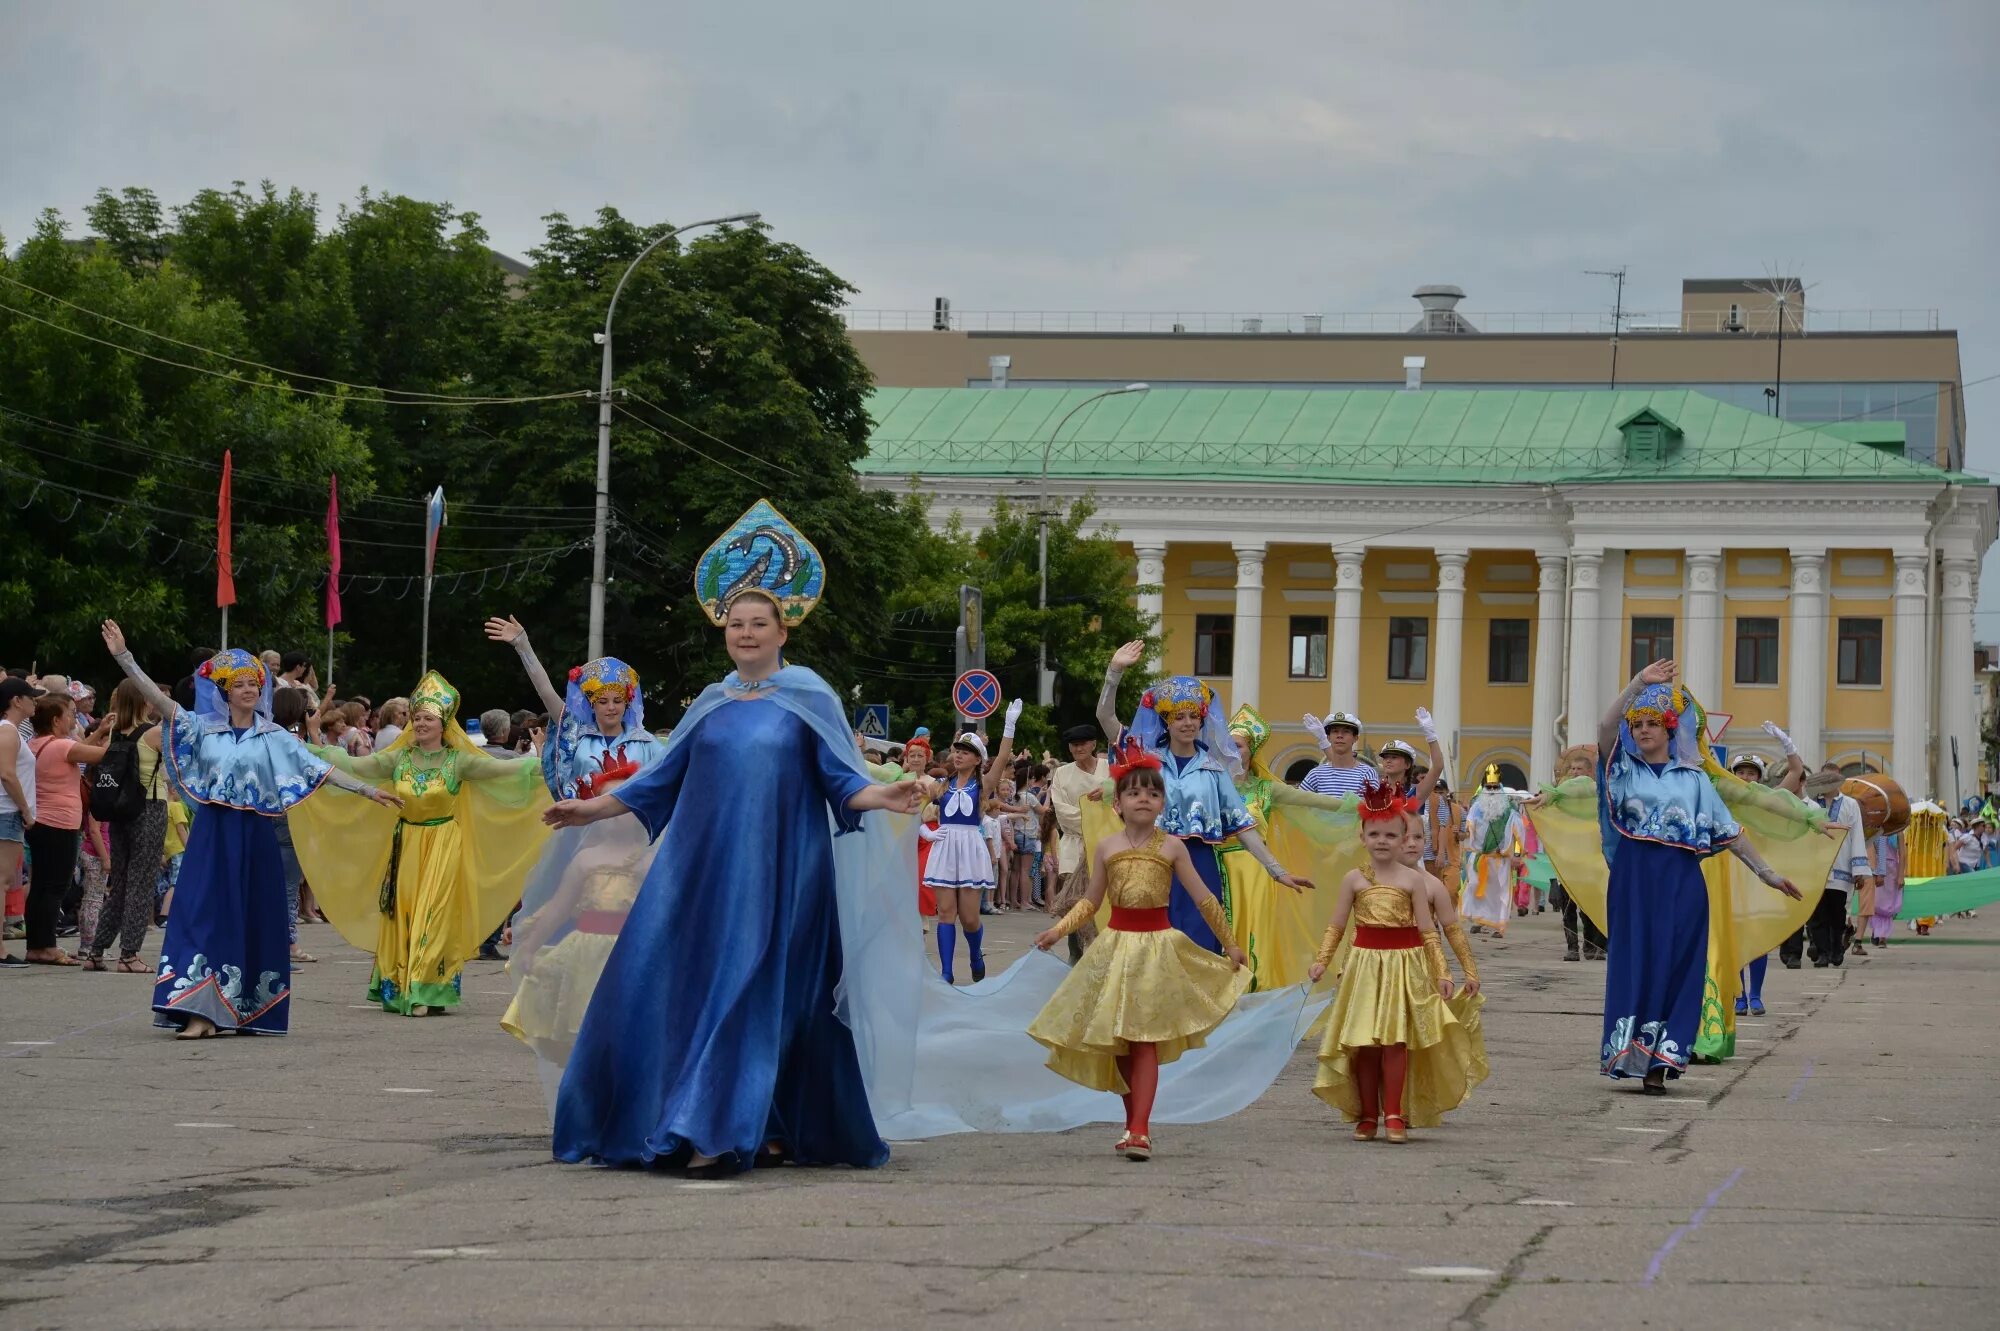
1789,549,1827,593
1334,549,1366,586
1536,552,1567,592
1232,543,1267,587
1435,548,1470,590
1571,549,1604,589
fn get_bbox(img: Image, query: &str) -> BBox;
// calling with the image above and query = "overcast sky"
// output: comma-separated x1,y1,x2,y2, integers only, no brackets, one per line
6,1,1998,608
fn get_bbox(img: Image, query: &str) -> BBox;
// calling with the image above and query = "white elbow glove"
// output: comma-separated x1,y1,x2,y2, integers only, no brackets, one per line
1761,720,1799,758
1415,706,1439,744
1002,697,1023,739
1302,712,1330,752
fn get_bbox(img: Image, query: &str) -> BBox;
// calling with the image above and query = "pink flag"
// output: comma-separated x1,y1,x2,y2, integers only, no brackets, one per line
216,450,236,608
326,473,343,629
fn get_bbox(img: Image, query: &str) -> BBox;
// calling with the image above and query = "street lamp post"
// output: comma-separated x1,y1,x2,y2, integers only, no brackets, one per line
1037,383,1149,704
589,211,761,658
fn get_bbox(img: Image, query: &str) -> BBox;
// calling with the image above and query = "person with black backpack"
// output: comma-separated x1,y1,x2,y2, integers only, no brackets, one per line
81,679,167,973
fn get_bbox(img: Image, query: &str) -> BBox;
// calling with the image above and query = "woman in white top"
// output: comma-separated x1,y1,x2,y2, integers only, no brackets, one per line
0,678,42,967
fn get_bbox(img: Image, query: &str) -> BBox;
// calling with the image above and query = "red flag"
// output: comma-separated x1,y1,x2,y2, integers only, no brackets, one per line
216,449,236,608
325,473,343,629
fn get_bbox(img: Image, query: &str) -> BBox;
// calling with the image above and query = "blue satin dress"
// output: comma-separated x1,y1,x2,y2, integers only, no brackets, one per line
1160,748,1255,952
552,696,885,1171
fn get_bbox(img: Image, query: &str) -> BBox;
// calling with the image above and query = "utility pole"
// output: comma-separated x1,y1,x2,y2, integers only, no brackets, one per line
1586,266,1627,389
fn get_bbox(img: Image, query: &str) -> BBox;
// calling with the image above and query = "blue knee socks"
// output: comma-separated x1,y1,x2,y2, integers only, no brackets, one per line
1745,953,1768,1001
967,927,986,980
937,922,957,982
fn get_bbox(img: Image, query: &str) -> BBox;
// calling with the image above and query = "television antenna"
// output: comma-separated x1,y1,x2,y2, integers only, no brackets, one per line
1585,266,1628,388
1744,266,1819,416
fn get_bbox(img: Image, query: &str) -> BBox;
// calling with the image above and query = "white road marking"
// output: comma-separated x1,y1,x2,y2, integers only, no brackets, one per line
175,1122,234,1129
382,1087,434,1094
1616,1126,1672,1134
1408,1266,1496,1278
411,1246,496,1257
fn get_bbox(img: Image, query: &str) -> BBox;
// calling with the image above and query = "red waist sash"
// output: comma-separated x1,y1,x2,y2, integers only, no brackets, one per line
1353,924,1423,949
1109,906,1170,932
575,910,628,935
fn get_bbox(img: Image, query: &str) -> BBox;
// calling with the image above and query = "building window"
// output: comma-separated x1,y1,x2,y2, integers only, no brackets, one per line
1488,619,1530,684
1838,617,1883,686
1194,614,1234,677
1288,616,1328,679
1734,617,1780,685
1630,616,1676,675
1388,616,1428,682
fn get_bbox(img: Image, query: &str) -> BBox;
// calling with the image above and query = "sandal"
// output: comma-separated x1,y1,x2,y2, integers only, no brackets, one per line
1114,1131,1133,1155
290,948,318,964
80,954,108,972
1383,1113,1408,1144
116,955,150,974
25,950,78,966
1123,1133,1151,1162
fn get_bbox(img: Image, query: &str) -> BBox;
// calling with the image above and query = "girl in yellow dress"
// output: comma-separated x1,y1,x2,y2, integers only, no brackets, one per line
1403,815,1490,1096
1308,781,1475,1143
292,672,549,1016
1032,740,1251,1161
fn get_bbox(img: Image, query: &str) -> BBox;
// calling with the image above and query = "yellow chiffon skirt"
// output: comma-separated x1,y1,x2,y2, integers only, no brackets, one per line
1028,927,1252,1093
1218,843,1331,989
1312,946,1480,1127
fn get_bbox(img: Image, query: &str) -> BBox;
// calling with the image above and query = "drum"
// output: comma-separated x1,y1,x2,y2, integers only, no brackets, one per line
1841,774,1911,837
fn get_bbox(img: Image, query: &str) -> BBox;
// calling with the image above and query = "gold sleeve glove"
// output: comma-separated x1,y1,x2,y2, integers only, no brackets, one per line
1422,930,1451,986
1197,896,1240,954
1046,898,1097,941
1314,923,1342,969
1443,922,1480,986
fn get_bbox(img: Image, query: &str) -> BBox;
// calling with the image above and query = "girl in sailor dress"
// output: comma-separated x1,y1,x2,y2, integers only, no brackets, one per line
920,707,1020,984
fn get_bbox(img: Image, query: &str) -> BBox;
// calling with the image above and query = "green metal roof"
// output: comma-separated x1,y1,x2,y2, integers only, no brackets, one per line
858,387,1965,486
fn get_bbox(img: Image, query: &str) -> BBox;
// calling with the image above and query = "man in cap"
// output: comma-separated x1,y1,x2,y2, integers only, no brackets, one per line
1046,722,1113,962
1296,710,1378,797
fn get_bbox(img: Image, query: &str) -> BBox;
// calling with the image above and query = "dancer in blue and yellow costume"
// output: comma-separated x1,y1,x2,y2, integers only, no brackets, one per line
1528,660,1834,1090
1092,641,1312,954
290,671,550,1016
482,617,666,1064
99,623,400,1038
1217,704,1366,988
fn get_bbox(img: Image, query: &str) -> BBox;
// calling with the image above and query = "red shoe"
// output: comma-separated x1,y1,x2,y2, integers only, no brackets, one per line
1352,1116,1378,1142
1123,1134,1151,1162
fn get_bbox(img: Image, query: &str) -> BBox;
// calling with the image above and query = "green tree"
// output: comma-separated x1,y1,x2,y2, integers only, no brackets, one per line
881,496,1159,756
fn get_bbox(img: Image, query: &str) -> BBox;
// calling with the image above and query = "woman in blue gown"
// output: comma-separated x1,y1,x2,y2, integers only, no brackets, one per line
1597,660,1803,1091
98,622,399,1039
540,504,924,1175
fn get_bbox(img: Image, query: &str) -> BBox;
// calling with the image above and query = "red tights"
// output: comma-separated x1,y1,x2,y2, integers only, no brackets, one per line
1352,1043,1409,1122
1116,1042,1161,1137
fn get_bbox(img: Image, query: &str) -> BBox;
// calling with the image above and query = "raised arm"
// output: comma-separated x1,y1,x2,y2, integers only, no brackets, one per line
1761,721,1806,795
1601,659,1674,758
1412,707,1444,804
484,616,567,720
1099,639,1145,744
983,698,1023,782
101,620,178,725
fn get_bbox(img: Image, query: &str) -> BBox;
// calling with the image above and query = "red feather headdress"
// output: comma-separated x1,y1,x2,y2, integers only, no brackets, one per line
1357,776,1419,824
1108,735,1164,782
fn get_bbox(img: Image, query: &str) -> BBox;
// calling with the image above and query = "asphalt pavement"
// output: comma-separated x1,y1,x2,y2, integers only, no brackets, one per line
2,903,1993,1329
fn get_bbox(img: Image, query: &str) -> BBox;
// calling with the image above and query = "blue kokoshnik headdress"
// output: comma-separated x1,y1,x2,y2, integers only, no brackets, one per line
194,648,274,722
695,499,825,627
564,656,645,735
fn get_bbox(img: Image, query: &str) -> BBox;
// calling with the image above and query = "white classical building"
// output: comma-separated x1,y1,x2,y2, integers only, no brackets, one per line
861,386,1996,799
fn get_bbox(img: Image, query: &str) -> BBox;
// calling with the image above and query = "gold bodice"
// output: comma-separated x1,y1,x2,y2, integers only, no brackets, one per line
1351,883,1418,928
1105,831,1174,909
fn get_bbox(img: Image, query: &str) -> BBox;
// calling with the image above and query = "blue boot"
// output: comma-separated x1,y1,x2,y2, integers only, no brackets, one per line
967,927,987,983
937,923,957,984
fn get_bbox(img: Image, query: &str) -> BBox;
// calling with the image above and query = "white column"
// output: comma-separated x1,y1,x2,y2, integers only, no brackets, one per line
1565,550,1604,744
1891,552,1930,794
1940,554,1978,805
1786,550,1828,767
1531,553,1567,783
1331,549,1366,715
1231,542,1266,715
1430,550,1469,780
1132,543,1167,633
1683,549,1723,709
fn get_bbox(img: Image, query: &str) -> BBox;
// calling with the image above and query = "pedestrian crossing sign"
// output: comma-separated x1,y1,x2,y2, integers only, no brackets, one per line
856,703,891,740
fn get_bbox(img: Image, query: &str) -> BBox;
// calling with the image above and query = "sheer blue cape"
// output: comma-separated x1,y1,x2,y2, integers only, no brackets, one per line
522,663,1326,1137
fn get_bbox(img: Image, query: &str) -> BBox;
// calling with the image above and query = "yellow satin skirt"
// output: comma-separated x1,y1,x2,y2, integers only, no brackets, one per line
368,820,480,1014
1028,926,1252,1093
1312,945,1480,1126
